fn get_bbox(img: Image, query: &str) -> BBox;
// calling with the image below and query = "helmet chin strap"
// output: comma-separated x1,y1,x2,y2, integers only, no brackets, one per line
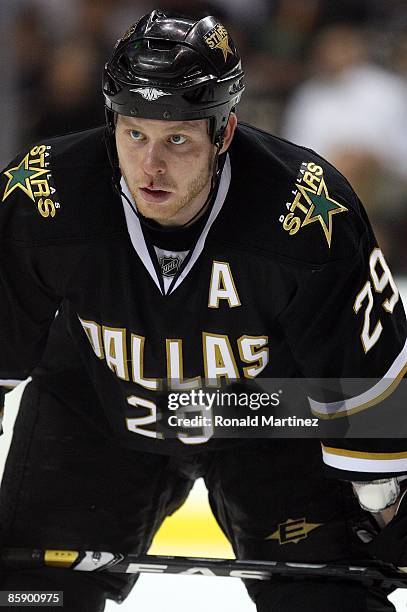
104,125,225,233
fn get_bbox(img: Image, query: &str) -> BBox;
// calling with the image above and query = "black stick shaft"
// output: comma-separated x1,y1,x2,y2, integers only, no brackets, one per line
2,548,407,589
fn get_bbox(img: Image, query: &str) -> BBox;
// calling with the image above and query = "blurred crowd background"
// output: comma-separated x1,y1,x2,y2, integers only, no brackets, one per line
1,0,407,274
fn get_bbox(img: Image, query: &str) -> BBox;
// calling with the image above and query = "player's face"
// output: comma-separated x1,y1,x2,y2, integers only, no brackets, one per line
115,115,236,226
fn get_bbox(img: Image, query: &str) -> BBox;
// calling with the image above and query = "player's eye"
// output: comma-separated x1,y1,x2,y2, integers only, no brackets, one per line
129,130,144,141
169,134,188,145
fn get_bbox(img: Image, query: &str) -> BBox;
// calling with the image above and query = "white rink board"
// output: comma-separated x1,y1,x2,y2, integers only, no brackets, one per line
1,279,407,611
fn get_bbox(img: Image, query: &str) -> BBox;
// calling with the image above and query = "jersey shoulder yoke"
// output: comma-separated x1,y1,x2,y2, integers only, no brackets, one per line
0,127,124,244
222,123,369,267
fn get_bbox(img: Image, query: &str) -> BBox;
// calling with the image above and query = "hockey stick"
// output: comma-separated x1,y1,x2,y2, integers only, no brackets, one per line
2,548,407,590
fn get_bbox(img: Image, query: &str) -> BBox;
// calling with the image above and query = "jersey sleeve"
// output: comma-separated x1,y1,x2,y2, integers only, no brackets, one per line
279,197,407,480
0,148,83,394
0,240,62,385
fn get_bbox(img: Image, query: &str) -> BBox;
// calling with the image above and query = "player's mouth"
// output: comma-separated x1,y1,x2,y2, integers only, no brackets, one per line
139,187,173,204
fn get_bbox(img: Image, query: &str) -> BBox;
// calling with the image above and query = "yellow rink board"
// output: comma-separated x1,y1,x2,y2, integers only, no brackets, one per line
149,482,234,559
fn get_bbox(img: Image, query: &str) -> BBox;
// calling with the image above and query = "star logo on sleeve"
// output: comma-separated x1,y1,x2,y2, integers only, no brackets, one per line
2,153,49,202
296,178,348,247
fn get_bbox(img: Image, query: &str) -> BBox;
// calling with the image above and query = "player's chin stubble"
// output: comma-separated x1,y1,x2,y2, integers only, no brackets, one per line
129,152,215,223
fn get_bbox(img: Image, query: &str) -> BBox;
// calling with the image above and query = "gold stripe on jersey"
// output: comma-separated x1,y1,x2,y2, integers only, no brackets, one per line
321,443,407,473
309,338,407,418
321,445,407,460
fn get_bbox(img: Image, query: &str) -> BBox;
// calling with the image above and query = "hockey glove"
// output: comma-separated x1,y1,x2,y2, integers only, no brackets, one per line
364,485,407,569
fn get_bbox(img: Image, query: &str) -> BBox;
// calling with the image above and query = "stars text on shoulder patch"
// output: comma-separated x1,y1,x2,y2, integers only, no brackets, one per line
279,162,348,247
2,145,60,218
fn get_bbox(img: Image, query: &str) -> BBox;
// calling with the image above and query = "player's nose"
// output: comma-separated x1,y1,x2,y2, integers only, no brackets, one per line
141,142,166,176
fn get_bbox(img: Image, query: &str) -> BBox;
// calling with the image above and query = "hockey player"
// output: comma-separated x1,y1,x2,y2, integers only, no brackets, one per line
0,9,406,611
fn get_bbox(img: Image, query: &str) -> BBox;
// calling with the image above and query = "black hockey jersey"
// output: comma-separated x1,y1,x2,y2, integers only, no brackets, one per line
0,123,406,479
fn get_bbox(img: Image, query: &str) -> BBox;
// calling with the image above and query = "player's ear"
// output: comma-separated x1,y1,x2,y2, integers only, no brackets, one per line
219,113,237,154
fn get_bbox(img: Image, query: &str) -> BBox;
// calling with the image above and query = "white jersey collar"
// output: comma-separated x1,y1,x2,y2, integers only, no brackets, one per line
120,154,231,295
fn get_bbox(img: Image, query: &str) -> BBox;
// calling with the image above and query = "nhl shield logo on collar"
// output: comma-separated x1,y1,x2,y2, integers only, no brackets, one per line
159,256,181,277
130,87,172,101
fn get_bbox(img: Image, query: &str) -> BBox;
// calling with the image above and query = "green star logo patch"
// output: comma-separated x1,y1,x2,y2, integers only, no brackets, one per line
280,161,348,247
1,144,60,218
3,153,49,202
297,177,348,247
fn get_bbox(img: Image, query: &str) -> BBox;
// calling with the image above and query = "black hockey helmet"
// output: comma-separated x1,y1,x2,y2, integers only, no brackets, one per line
103,9,245,147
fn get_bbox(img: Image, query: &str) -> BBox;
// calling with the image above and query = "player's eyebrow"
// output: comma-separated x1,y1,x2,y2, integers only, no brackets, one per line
162,121,203,132
120,118,204,132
